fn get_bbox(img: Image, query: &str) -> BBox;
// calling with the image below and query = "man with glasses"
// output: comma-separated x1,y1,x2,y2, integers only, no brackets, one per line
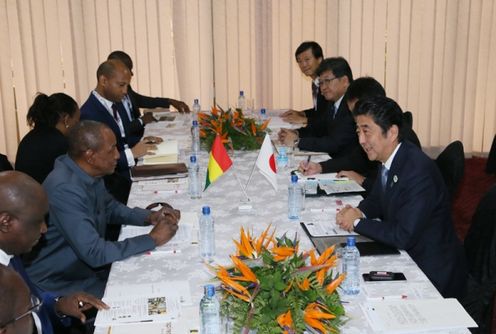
279,57,358,158
0,265,34,334
0,171,108,334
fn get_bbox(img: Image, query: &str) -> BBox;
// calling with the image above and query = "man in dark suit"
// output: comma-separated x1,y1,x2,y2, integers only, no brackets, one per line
299,77,421,194
107,50,190,139
336,96,468,299
0,171,107,334
279,41,330,135
279,57,358,158
80,60,161,203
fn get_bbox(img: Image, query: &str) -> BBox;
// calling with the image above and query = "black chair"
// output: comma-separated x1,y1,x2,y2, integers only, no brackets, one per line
486,134,496,174
462,185,496,333
0,153,13,172
435,141,465,198
403,111,413,128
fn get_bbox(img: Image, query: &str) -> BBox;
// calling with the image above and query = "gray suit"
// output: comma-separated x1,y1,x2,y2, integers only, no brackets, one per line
25,155,156,297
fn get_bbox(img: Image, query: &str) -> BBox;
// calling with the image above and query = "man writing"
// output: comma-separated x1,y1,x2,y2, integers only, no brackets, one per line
0,171,108,334
336,96,467,298
25,121,180,298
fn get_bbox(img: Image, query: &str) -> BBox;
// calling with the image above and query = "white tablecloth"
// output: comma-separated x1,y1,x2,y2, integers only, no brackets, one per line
95,114,470,334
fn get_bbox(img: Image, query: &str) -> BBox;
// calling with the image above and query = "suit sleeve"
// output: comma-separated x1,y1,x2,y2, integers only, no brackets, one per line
48,183,156,268
356,171,440,250
130,90,171,109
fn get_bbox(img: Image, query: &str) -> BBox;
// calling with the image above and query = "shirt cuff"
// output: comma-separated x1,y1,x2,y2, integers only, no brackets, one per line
125,148,136,167
138,118,144,125
353,218,361,227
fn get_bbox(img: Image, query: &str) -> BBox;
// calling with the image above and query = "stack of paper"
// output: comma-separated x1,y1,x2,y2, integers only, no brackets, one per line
142,140,179,165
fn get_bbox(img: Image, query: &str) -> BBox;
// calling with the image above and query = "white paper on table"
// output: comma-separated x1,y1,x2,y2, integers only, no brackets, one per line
107,322,173,334
104,281,193,306
120,212,198,253
302,220,358,237
363,281,432,301
319,178,365,195
143,140,179,165
295,171,345,181
362,298,477,333
95,293,180,326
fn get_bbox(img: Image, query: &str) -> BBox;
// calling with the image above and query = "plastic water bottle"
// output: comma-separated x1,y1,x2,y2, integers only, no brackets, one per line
341,236,360,295
188,155,201,199
237,90,246,112
200,285,221,334
277,147,289,169
288,174,304,220
260,108,267,121
199,206,215,262
191,120,200,154
192,98,200,121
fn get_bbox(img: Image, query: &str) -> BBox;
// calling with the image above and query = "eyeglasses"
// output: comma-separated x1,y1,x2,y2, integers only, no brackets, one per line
319,76,339,86
0,295,43,329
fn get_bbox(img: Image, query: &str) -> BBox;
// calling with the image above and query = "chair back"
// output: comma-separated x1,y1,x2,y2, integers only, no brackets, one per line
435,140,465,198
0,153,13,172
486,134,496,174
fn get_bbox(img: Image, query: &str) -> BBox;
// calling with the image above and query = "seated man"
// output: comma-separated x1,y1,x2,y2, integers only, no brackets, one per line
108,50,190,139
279,57,358,158
299,77,421,194
0,265,33,334
336,96,467,299
280,41,329,133
25,121,180,298
0,171,107,334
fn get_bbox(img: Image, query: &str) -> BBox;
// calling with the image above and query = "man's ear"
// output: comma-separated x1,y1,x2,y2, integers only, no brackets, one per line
388,124,399,142
0,212,12,233
84,149,95,165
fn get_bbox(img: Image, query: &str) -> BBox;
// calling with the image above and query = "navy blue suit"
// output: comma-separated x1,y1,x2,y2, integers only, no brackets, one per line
9,256,70,334
355,141,468,298
80,93,138,178
298,99,358,158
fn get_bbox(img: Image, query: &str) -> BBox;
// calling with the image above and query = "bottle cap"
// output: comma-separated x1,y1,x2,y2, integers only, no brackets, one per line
291,174,298,183
202,206,211,215
192,120,198,126
240,90,244,96
190,155,197,163
204,284,215,297
194,98,199,104
346,236,356,247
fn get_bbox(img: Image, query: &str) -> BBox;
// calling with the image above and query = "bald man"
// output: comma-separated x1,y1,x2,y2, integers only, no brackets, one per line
0,265,33,334
0,171,107,334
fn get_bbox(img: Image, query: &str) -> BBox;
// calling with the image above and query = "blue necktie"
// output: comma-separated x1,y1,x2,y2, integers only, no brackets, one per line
381,165,389,190
330,104,336,119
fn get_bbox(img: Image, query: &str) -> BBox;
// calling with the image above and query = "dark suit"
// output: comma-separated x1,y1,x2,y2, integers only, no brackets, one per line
124,85,172,138
319,117,422,194
80,93,135,177
355,141,468,298
0,153,13,172
298,87,331,138
15,126,68,184
298,99,358,158
7,256,70,334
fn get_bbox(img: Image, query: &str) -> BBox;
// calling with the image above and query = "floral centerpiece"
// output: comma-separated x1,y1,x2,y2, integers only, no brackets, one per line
198,106,270,151
214,226,346,333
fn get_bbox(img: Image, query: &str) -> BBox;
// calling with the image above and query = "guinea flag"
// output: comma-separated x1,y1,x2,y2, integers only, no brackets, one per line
204,135,233,190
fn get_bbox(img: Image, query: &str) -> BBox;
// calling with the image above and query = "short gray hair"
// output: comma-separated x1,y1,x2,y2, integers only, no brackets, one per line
67,120,108,159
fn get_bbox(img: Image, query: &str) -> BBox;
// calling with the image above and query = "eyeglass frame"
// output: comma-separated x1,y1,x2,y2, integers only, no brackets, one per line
319,76,340,86
0,295,43,329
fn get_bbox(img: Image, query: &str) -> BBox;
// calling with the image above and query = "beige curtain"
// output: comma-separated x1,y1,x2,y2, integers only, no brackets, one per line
1,0,495,163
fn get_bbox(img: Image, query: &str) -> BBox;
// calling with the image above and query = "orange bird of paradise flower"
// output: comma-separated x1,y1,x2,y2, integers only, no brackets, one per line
277,310,295,334
325,273,346,294
304,302,336,333
309,246,337,285
233,226,275,259
271,245,298,262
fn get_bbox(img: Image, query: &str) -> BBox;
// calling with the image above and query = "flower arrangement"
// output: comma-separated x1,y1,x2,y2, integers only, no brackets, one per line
198,106,270,151
215,226,346,333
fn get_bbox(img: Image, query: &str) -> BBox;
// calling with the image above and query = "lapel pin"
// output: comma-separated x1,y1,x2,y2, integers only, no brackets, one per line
393,175,398,183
